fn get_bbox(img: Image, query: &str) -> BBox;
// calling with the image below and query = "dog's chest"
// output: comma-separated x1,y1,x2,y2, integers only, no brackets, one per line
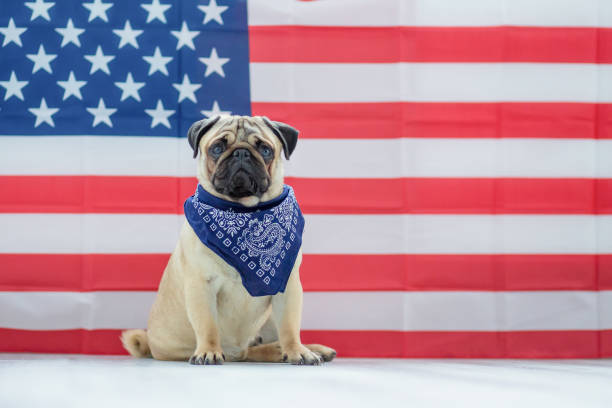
215,264,272,319
214,269,272,350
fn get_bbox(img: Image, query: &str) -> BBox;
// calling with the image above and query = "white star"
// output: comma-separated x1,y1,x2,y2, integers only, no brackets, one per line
25,0,55,22
198,0,228,25
84,46,115,75
143,46,172,76
57,71,86,100
112,20,143,49
86,98,117,128
141,0,171,24
114,72,145,102
55,19,85,48
28,98,59,127
200,100,231,118
145,99,174,129
171,21,199,50
1,18,27,47
83,0,113,23
198,47,229,78
0,71,28,101
172,74,201,103
26,44,57,74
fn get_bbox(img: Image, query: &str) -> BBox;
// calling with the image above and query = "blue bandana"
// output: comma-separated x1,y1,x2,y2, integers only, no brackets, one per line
184,184,305,297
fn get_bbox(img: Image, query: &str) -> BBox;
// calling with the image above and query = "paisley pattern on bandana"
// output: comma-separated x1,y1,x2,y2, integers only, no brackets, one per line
184,185,305,297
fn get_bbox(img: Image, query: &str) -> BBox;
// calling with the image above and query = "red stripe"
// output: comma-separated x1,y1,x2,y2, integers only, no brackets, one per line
1,328,610,358
2,176,610,214
303,254,610,292
291,178,612,215
1,254,610,292
251,102,612,139
0,176,195,215
302,330,608,358
249,26,612,63
0,254,169,292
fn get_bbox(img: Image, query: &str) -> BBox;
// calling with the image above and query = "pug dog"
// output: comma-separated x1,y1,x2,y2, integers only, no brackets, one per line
121,115,336,365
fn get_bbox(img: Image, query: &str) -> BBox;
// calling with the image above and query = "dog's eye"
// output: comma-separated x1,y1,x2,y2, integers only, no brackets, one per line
209,142,225,157
258,144,272,158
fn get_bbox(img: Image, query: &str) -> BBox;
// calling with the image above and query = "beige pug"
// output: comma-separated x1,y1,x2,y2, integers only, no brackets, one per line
121,116,336,365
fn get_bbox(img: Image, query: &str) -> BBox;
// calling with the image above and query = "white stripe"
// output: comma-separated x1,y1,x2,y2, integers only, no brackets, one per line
0,214,182,254
1,214,610,254
0,292,155,330
303,214,611,255
287,138,610,178
305,291,607,331
1,136,610,178
248,0,612,27
0,136,196,177
250,63,610,103
0,291,610,331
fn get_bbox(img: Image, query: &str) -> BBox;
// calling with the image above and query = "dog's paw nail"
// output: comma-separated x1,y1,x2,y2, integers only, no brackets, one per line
282,354,288,362
222,353,226,361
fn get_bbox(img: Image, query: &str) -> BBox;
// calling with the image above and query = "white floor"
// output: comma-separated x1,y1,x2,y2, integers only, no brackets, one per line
1,355,611,408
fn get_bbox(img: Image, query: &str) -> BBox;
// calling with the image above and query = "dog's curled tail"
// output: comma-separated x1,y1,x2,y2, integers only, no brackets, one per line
121,329,151,358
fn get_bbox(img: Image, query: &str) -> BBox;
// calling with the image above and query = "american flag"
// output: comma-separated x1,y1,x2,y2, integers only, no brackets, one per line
0,0,611,358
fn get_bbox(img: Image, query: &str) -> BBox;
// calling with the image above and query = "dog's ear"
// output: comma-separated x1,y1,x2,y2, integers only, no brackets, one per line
262,117,299,160
188,116,221,158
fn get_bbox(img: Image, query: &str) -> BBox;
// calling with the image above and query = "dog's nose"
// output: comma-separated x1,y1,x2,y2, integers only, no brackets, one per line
232,148,250,160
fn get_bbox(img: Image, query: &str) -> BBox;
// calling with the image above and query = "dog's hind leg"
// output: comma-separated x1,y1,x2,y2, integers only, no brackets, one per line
246,341,336,363
304,344,337,362
252,317,337,363
245,341,283,362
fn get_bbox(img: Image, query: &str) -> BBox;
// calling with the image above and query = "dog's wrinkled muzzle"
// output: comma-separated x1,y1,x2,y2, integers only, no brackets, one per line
228,169,258,198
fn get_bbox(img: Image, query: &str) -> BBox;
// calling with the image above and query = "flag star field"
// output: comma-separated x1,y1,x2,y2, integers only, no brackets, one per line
0,0,250,136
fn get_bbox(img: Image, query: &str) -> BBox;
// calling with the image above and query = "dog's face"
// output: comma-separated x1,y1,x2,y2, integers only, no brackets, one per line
188,115,298,206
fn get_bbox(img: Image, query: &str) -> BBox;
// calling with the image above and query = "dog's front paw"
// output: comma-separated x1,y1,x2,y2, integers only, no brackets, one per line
282,344,322,366
189,348,225,365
